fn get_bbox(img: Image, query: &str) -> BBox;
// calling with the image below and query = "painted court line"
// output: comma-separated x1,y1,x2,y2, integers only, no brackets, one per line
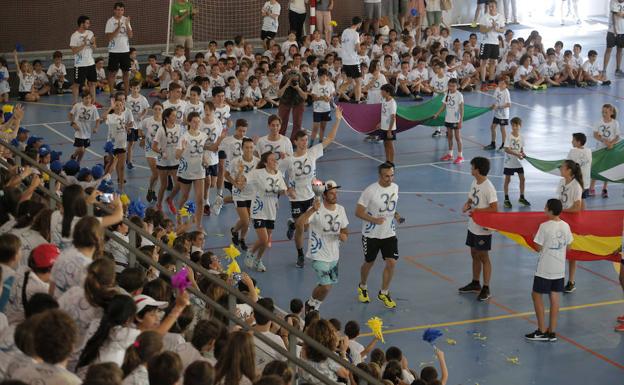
429,163,504,178
339,188,554,195
23,120,71,127
395,156,504,169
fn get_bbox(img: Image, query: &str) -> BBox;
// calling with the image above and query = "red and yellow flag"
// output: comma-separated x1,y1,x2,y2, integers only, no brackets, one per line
472,211,624,261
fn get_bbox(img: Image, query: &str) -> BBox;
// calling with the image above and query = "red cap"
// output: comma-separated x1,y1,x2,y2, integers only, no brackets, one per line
31,244,60,269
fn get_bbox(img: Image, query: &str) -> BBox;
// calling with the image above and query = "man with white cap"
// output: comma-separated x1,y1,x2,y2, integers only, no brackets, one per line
296,180,349,312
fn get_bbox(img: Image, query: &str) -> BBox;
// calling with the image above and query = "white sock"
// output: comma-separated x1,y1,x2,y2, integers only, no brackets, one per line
380,289,389,295
448,150,453,156
359,283,367,290
458,152,463,157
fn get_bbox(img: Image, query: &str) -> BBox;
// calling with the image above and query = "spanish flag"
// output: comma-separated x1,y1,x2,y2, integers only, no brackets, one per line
472,211,624,261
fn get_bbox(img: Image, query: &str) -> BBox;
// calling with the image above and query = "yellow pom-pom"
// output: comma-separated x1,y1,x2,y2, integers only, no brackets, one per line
120,194,130,205
42,173,50,182
445,338,457,345
2,105,14,114
179,207,190,217
3,129,12,134
134,72,143,82
223,244,241,260
226,260,241,275
330,20,338,27
167,231,176,246
367,316,385,343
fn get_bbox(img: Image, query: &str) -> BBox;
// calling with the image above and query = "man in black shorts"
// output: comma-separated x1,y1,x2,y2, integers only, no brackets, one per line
341,17,363,103
603,0,624,79
69,16,99,106
478,0,505,91
105,2,133,96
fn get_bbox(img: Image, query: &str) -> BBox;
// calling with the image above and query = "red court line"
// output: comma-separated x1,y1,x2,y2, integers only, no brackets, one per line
410,243,518,259
578,264,621,286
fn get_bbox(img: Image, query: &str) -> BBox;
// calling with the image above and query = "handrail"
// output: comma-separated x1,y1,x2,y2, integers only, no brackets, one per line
0,139,384,385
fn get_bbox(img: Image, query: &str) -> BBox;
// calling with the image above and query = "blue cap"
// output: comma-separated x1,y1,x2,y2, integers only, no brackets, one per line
97,179,115,194
26,136,43,146
39,145,51,157
50,160,63,174
50,151,62,162
17,127,29,134
77,167,91,180
91,164,105,180
10,138,19,147
63,159,80,175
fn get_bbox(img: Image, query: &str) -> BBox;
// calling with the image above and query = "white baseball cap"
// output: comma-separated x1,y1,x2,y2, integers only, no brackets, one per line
325,180,341,191
134,294,168,313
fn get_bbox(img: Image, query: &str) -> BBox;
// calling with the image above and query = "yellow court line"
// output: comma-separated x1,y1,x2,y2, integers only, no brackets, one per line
360,299,624,337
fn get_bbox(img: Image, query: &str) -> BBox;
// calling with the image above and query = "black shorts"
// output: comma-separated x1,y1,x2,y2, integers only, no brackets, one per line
113,148,126,155
465,230,492,251
582,189,589,199
75,64,97,84
606,32,624,49
205,164,218,177
177,176,195,185
379,130,397,141
362,236,399,263
291,198,314,219
236,200,251,208
108,52,131,72
218,150,227,160
157,164,179,171
479,43,500,60
342,64,362,79
261,30,277,41
73,138,91,148
444,122,460,129
532,276,564,294
492,117,509,126
477,0,488,4
224,181,233,192
503,167,524,176
253,219,275,229
313,111,331,123
18,92,28,101
127,129,139,142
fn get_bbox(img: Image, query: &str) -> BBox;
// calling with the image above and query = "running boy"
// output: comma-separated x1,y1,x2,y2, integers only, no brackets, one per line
126,79,149,169
484,78,511,150
502,117,530,208
69,92,100,162
434,78,464,164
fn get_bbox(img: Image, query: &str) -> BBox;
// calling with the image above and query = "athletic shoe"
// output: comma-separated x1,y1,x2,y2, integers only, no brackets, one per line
616,314,624,323
504,199,512,209
615,323,624,332
564,281,576,293
616,69,624,77
525,330,549,341
602,80,612,86
497,145,505,152
548,332,558,342
470,21,477,28
377,291,397,308
166,197,177,215
458,281,481,293
453,156,464,164
602,189,609,198
358,286,370,303
212,195,224,215
477,286,491,301
244,253,255,268
431,129,442,137
537,84,548,90
239,239,248,251
286,218,296,240
440,154,453,161
518,197,531,206
296,254,305,268
126,162,134,170
588,188,596,197
483,143,496,150
488,82,497,90
254,259,267,272
480,83,489,92
146,189,156,203
577,81,588,88
231,227,240,246
203,204,211,216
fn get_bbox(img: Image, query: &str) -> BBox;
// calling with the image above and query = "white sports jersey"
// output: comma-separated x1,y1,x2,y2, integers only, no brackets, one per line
225,86,241,102
70,30,95,67
503,134,523,169
539,62,560,78
310,39,328,56
593,119,621,149
140,116,162,158
410,67,429,82
256,135,293,168
533,220,573,280
582,59,600,76
467,179,498,235
154,124,182,167
70,102,99,139
17,73,35,93
380,98,397,131
480,12,506,44
513,65,532,82
358,182,399,239
493,87,510,119
312,82,335,113
341,28,360,66
199,118,223,166
286,144,323,202
184,101,205,120
443,91,463,123
105,16,131,53
431,74,449,94
126,94,149,123
106,110,134,149
248,168,287,221
214,104,231,127
261,1,281,32
177,131,209,180
245,86,263,101
609,0,624,34
230,156,259,201
163,99,188,125
307,204,349,262
567,148,592,189
220,135,245,169
557,179,583,209
171,54,186,72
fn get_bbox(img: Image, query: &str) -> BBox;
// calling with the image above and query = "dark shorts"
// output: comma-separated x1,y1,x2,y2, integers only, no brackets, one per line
503,167,524,176
253,219,275,229
113,148,126,155
606,32,624,49
108,52,131,72
157,164,179,171
362,236,399,263
18,92,28,101
177,176,194,185
75,64,97,84
477,0,488,4
582,188,589,199
224,181,233,192
313,111,332,123
379,130,397,141
532,276,564,294
492,117,509,126
444,122,460,129
343,64,362,79
291,198,314,219
465,230,492,251
73,138,91,148
236,200,251,208
218,150,227,160
261,30,277,41
205,164,218,177
480,43,500,60
127,129,139,142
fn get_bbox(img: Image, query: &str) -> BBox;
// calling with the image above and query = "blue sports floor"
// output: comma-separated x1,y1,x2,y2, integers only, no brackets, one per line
16,20,624,385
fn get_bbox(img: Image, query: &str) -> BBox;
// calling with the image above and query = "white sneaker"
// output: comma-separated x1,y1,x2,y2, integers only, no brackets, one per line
244,253,255,268
254,259,267,272
212,195,224,216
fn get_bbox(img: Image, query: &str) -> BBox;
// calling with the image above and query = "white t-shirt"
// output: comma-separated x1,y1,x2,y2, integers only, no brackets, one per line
70,102,99,140
365,73,388,104
85,323,141,367
286,144,324,202
58,286,103,349
493,87,510,119
47,63,67,82
226,85,241,101
310,39,328,56
105,16,131,53
431,74,449,94
126,94,150,123
18,72,35,93
567,148,592,189
184,101,205,120
244,86,263,101
5,267,50,325
503,134,523,169
9,227,46,269
140,116,162,159
467,179,498,236
262,1,281,32
380,98,397,131
220,135,245,169
312,81,335,113
358,182,399,239
609,0,624,34
307,204,349,262
248,168,287,221
557,179,583,210
443,91,464,123
171,54,186,72
106,110,134,150
230,156,259,201
341,28,361,66
51,246,91,294
175,342,215,370
121,365,149,385
70,30,95,67
10,362,81,385
593,118,620,149
256,135,294,168
50,210,95,250
582,59,600,76
479,13,506,45
513,65,532,82
348,339,365,365
199,118,223,166
254,331,286,369
177,131,209,180
154,124,182,167
163,99,188,125
104,231,130,272
215,104,231,127
533,220,573,280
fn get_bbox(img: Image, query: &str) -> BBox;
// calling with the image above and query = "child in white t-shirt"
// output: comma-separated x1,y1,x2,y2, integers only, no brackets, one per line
502,117,531,209
13,51,40,102
590,103,620,198
433,78,464,164
525,199,573,342
378,84,397,164
566,132,592,200
485,79,511,151
310,69,336,146
47,51,70,94
69,92,100,163
344,320,379,365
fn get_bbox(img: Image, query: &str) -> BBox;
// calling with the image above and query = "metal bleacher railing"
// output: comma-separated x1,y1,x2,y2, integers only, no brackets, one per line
0,139,383,385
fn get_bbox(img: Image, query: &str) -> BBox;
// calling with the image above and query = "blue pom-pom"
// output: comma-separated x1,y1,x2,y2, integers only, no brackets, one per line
128,200,147,219
97,179,115,194
184,201,196,214
422,328,443,344
15,43,24,52
4,112,12,123
410,8,418,16
50,151,62,162
104,141,114,154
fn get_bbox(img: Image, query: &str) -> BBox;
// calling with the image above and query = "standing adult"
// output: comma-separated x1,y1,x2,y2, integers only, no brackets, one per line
105,2,133,96
277,69,308,141
316,0,334,44
356,162,404,309
426,0,442,27
363,0,382,35
289,0,308,44
603,0,624,80
70,16,98,106
478,0,505,91
341,17,363,103
503,0,518,24
383,0,402,31
171,0,197,60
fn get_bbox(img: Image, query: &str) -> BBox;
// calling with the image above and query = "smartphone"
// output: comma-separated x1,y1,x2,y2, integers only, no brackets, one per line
98,193,114,203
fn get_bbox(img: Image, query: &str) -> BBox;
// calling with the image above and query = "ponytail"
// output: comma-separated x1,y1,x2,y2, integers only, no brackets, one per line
563,159,584,189
61,185,87,238
162,107,176,135
121,330,163,377
84,258,116,309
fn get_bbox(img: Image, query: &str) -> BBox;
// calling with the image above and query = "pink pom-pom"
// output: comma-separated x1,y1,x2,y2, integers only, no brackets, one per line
171,267,191,291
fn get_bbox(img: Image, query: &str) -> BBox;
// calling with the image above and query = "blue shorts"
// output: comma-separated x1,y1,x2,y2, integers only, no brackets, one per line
533,276,564,294
466,230,492,251
312,260,339,286
313,111,331,123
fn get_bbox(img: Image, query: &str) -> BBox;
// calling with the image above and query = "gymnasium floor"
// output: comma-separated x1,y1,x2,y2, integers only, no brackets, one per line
16,20,624,385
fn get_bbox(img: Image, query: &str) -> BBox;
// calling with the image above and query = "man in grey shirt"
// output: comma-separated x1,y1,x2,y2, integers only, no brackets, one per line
363,0,382,34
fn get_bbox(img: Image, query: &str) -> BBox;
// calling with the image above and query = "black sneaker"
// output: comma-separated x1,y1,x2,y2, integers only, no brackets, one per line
240,239,248,251
602,80,612,86
231,227,240,246
431,129,442,137
483,143,496,150
203,204,211,216
296,254,305,268
477,286,491,301
564,281,576,293
458,281,482,293
525,330,549,341
548,332,557,342
167,175,174,191
286,218,296,240
518,197,531,206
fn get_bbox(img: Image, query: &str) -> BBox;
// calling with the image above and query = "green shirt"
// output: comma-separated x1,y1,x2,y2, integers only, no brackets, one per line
172,1,193,36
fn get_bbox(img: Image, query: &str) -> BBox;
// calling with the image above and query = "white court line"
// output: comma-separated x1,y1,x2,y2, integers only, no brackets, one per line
395,156,504,169
428,163,508,178
24,120,70,127
339,188,557,195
